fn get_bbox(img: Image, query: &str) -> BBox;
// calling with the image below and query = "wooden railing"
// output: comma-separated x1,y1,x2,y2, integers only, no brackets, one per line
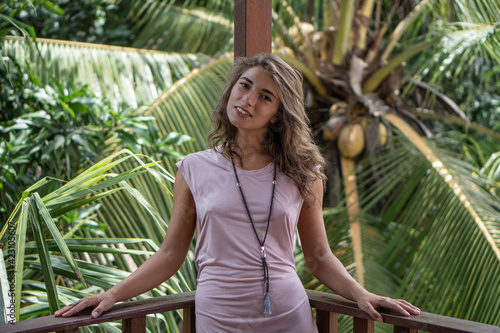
1,290,499,333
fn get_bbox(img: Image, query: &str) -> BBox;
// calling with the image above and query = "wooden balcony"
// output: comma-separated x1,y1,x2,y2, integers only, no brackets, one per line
1,290,499,333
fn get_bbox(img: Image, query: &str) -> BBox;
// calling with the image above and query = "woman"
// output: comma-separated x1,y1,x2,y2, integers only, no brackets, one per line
55,54,420,332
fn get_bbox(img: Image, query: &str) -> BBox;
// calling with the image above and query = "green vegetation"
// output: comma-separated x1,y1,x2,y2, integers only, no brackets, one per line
0,0,499,331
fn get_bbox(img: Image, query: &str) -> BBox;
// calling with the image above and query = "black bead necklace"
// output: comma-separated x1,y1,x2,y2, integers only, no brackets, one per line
230,153,277,315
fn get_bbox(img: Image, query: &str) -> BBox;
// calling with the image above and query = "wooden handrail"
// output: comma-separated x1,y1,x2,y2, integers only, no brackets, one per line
0,292,196,333
1,290,499,333
306,290,500,333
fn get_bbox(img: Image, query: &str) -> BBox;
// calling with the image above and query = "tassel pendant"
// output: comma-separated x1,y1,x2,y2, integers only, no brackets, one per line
263,292,272,314
261,246,271,314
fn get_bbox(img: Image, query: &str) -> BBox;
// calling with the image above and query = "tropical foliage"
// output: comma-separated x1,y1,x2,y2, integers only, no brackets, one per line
0,0,499,331
271,0,500,328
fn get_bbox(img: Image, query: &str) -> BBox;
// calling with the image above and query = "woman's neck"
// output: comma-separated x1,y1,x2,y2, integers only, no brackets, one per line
235,130,266,154
231,131,271,170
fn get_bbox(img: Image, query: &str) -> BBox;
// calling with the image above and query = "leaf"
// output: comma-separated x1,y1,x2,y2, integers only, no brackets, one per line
119,181,167,234
28,197,59,314
32,193,86,286
355,118,500,324
160,132,192,146
363,39,439,93
68,102,89,114
128,3,233,55
2,37,210,111
52,135,65,151
12,200,29,321
50,188,121,218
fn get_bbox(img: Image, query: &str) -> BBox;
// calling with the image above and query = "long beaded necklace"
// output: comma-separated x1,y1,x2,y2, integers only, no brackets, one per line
230,153,277,315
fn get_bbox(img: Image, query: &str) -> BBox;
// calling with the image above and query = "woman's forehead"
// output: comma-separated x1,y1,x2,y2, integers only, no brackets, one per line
239,67,278,88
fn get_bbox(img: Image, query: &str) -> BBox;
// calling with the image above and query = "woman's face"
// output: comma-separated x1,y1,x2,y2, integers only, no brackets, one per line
226,66,281,135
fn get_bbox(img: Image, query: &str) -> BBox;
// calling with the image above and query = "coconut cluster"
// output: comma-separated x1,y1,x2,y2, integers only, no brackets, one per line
322,102,387,159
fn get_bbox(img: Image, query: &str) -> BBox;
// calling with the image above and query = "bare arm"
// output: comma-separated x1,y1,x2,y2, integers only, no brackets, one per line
55,170,196,318
297,179,420,323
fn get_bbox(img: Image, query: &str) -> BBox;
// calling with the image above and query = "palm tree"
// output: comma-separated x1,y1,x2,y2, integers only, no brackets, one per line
1,0,499,330
270,0,500,326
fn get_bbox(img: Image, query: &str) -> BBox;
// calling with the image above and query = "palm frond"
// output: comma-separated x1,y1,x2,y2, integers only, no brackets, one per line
0,14,36,40
481,152,500,182
2,37,210,110
355,115,500,325
119,1,233,55
0,150,180,320
403,0,500,94
380,0,432,62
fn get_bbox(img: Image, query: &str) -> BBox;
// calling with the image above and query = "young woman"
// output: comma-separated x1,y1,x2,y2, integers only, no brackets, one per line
55,54,420,332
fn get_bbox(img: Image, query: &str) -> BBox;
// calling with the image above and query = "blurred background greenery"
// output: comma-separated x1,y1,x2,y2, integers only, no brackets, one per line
0,0,499,331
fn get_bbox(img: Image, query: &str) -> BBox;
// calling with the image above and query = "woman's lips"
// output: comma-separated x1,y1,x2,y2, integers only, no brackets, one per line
236,106,252,117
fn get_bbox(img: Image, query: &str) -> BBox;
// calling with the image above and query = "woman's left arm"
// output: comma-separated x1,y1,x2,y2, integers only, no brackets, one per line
297,179,420,323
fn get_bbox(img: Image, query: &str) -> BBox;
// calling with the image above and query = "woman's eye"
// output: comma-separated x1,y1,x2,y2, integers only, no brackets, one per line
240,82,249,88
261,95,271,102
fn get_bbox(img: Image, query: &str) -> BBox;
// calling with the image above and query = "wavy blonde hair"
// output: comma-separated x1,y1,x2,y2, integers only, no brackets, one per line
208,53,325,201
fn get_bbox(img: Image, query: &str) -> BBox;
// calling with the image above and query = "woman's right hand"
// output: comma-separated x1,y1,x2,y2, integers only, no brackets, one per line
54,292,116,318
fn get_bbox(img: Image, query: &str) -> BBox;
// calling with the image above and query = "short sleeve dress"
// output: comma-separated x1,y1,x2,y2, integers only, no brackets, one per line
176,149,318,333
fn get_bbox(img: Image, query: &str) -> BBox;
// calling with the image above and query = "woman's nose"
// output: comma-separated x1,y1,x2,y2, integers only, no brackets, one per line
242,90,257,106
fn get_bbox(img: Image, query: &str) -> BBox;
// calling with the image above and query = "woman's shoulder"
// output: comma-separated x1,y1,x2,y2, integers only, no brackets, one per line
183,147,219,161
177,147,222,167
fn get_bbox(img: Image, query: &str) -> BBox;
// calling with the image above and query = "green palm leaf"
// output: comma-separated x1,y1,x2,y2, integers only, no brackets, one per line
2,37,210,110
354,116,500,325
125,2,234,55
28,197,59,315
0,150,180,322
481,152,500,182
403,0,500,94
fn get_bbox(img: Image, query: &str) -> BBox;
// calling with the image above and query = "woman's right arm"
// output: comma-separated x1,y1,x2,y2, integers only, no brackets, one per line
55,170,196,318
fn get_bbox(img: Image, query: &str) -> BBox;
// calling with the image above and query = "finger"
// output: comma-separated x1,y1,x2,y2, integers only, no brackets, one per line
378,298,412,317
54,300,84,317
60,298,96,317
90,299,115,318
54,306,69,317
395,299,421,315
91,305,104,318
361,303,384,323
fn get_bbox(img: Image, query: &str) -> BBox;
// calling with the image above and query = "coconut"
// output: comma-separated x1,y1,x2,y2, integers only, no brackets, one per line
329,102,349,117
323,116,347,141
337,123,365,158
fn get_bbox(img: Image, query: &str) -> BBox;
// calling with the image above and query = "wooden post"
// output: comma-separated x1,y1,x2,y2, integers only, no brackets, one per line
122,316,146,333
234,0,272,57
316,309,338,333
353,317,374,333
183,306,196,333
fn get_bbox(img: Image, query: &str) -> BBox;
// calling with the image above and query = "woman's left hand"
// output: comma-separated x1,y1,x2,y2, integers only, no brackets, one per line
356,292,421,323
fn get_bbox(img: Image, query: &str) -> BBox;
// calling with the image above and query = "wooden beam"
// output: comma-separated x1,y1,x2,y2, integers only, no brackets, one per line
234,0,272,57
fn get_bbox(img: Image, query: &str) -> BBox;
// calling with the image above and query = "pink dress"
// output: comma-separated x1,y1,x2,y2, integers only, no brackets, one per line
176,149,318,333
